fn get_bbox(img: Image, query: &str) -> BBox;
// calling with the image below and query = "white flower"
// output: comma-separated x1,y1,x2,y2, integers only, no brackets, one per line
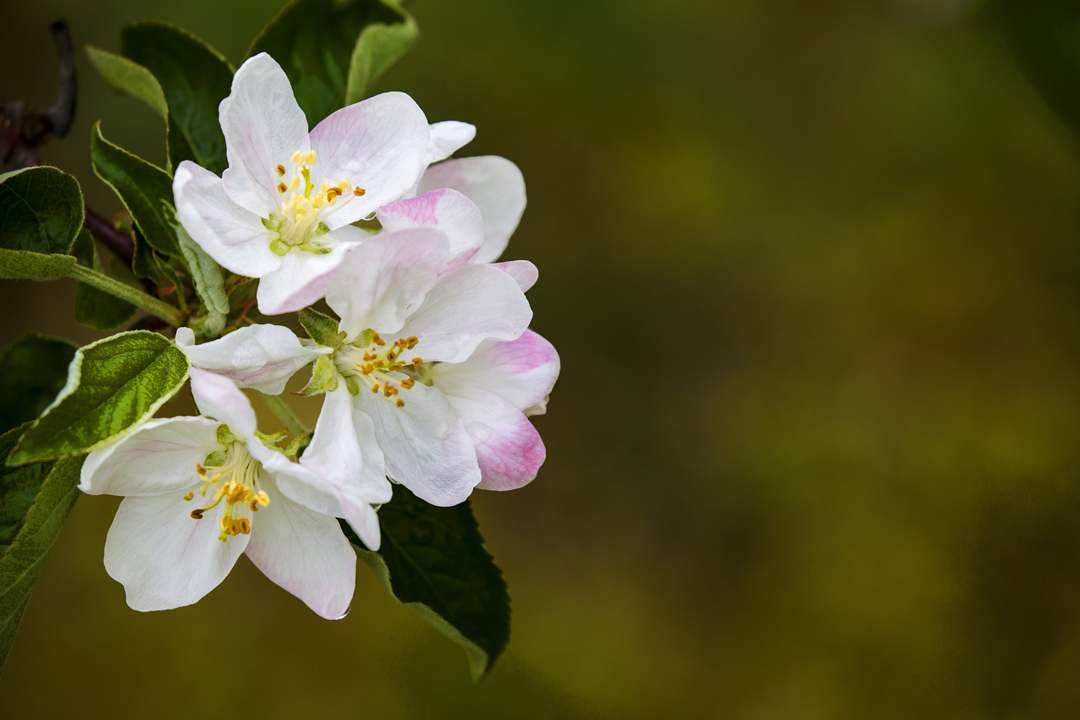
175,324,328,394
80,368,390,618
312,225,557,505
173,52,431,315
407,119,529,265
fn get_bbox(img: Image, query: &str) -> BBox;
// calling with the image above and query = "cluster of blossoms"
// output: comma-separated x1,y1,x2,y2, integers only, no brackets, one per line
80,54,559,618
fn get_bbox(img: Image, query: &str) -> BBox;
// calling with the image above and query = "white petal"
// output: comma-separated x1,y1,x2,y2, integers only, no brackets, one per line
220,53,310,217
432,330,560,415
309,92,430,229
357,381,479,507
177,324,327,394
377,189,484,260
399,263,532,364
427,121,476,164
418,156,526,263
295,387,391,550
444,390,546,492
245,480,356,620
189,368,257,438
325,228,449,340
173,161,281,278
491,260,538,292
80,417,217,497
104,493,248,612
255,237,357,315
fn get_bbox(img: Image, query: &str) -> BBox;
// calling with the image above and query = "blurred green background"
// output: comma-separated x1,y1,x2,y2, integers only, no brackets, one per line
6,0,1080,717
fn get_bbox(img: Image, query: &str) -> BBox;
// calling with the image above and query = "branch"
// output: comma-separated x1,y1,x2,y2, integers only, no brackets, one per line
84,209,135,265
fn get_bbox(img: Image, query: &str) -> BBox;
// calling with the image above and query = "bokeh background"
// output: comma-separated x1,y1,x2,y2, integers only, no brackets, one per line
5,0,1080,717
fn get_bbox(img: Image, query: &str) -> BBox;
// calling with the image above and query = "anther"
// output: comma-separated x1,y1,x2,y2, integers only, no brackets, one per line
395,399,405,408
190,508,205,520
401,377,416,389
276,164,286,176
353,186,366,197
373,334,385,346
183,491,195,501
277,182,288,193
371,383,381,393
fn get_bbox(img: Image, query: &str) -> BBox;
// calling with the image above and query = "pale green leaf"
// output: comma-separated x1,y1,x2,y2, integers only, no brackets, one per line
9,331,189,465
85,46,168,117
175,222,228,338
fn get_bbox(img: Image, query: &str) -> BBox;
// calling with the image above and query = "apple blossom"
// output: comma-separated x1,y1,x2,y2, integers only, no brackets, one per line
307,224,557,506
79,368,390,618
173,52,431,315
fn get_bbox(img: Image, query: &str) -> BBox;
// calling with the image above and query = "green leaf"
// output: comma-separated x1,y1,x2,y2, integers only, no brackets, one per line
0,166,84,279
345,486,511,680
9,331,189,465
0,166,84,255
249,0,416,125
0,337,76,435
298,307,345,348
345,2,418,105
0,444,81,669
72,230,137,330
0,250,75,281
85,46,168,117
121,22,234,174
175,221,227,338
91,122,179,257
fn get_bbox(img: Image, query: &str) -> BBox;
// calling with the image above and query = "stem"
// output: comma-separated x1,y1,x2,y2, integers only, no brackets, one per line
262,394,308,435
69,263,183,326
84,209,134,264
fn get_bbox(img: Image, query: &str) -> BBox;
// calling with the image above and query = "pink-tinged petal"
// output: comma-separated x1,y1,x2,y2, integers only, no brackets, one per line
104,492,248,612
357,382,480,507
245,481,356,620
219,53,310,217
432,330,560,415
399,264,532,364
309,92,429,229
418,155,526,263
325,228,449,340
378,188,484,260
492,259,538,292
427,121,476,164
189,368,257,438
255,237,357,315
176,325,328,395
80,417,217,497
445,391,546,491
173,161,282,278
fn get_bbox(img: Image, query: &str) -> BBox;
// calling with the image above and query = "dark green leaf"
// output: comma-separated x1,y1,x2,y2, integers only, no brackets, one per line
72,230,137,331
0,451,81,669
344,486,510,680
0,336,76,435
9,331,189,465
0,167,84,255
298,307,345,348
91,122,179,257
121,22,234,174
983,2,1080,137
249,0,416,125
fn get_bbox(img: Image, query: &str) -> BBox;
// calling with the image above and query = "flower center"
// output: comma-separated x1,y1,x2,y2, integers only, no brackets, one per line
260,150,367,256
336,332,426,409
183,427,269,542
